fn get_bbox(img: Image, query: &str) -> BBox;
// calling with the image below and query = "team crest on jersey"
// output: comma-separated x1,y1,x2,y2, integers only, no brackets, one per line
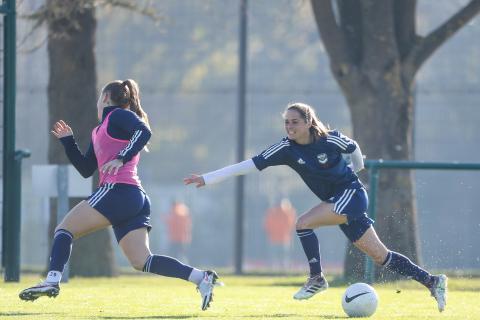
317,153,328,164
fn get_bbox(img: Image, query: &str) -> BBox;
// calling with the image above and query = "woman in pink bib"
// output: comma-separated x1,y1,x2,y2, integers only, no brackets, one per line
20,79,219,311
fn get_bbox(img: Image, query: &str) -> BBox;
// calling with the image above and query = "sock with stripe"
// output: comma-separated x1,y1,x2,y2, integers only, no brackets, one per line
296,229,322,277
382,251,434,287
143,254,198,283
46,229,73,283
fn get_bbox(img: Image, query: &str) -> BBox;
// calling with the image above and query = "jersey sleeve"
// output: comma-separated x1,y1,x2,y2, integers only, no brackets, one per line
251,139,290,170
109,109,152,164
60,136,98,178
326,130,357,154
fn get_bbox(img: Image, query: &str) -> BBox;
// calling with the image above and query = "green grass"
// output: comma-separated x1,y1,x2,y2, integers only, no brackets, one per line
1,274,479,319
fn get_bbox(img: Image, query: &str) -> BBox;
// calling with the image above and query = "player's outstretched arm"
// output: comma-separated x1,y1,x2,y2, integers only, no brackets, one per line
184,159,257,187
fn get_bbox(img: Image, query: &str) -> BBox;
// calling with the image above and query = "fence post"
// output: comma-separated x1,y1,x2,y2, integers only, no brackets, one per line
4,149,30,282
364,165,379,284
56,165,70,282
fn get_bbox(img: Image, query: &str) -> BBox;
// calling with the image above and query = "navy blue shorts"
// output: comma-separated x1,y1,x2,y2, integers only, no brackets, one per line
326,187,374,242
87,183,152,242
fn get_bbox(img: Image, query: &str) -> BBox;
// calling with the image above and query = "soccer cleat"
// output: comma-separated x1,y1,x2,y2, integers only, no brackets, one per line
293,273,328,300
293,273,329,300
19,281,60,301
430,274,448,312
197,270,219,310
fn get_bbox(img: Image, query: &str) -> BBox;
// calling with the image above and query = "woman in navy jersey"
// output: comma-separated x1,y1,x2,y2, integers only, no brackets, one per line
20,79,219,311
185,102,447,312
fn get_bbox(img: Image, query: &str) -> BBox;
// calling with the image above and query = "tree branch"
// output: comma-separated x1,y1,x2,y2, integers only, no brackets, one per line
19,0,162,52
394,0,416,59
408,0,480,74
310,0,353,77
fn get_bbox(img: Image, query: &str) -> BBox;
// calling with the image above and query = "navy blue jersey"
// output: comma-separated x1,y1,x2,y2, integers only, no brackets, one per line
60,106,151,178
252,130,363,201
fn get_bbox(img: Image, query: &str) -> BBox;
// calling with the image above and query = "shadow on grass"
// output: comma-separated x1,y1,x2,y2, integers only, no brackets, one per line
100,315,346,319
100,317,197,319
258,276,350,288
0,312,60,317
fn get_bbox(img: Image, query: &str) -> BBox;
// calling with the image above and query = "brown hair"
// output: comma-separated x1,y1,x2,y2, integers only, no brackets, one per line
283,102,329,139
103,79,150,129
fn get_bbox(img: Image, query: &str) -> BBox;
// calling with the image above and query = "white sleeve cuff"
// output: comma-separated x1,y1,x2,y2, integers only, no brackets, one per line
202,159,257,185
350,143,365,172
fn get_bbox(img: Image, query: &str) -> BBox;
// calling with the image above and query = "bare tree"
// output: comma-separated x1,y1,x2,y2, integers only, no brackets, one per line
310,0,480,280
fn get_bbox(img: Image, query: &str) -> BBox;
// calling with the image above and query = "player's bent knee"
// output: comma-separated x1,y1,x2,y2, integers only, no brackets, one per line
130,260,145,271
295,216,310,230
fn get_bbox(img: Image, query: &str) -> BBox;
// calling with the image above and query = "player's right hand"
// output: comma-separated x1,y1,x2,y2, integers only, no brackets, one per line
51,120,73,139
184,174,205,188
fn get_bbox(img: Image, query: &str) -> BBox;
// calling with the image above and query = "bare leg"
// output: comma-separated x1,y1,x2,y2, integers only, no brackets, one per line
296,202,347,230
352,226,389,265
119,228,152,271
56,200,111,238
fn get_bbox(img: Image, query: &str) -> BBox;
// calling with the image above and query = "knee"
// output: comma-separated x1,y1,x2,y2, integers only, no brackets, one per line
131,258,146,271
295,216,311,230
127,255,149,271
370,250,389,265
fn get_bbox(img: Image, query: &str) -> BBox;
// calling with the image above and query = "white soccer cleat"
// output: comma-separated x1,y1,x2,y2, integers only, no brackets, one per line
430,274,448,312
197,270,220,310
293,273,329,300
19,281,60,301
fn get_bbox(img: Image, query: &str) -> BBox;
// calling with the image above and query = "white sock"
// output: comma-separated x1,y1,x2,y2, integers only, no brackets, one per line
46,270,62,284
187,268,205,285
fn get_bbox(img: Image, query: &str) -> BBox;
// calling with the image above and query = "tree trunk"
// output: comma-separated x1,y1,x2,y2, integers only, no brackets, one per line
339,67,420,281
47,1,116,277
310,0,480,282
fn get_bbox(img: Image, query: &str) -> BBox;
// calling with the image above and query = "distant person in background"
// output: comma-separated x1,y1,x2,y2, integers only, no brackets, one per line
19,79,219,311
166,201,192,263
184,102,447,312
264,198,296,269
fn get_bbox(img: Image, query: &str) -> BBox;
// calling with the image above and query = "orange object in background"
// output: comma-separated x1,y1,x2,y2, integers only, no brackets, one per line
166,201,192,244
264,198,296,245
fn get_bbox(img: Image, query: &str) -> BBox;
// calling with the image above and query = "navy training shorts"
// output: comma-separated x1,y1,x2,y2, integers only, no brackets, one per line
326,187,374,242
87,183,152,242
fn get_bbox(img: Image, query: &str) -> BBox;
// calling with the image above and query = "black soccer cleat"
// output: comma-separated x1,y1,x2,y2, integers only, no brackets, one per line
19,281,60,302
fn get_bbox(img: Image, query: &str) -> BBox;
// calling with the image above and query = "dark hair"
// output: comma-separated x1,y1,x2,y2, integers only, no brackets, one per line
103,79,150,129
283,102,329,138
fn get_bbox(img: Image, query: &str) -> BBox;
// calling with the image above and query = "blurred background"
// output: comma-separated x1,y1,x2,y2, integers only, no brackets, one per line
9,0,480,276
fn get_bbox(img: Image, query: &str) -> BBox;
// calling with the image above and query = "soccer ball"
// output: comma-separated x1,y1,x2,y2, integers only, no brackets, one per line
341,283,378,317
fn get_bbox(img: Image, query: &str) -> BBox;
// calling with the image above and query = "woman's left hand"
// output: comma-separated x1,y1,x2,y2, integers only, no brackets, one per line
101,159,124,175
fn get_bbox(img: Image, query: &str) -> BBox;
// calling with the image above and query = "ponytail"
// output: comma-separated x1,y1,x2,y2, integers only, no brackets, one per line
122,79,150,129
103,79,150,129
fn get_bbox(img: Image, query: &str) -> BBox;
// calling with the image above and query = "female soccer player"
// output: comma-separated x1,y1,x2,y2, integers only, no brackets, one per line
184,102,447,312
20,79,219,311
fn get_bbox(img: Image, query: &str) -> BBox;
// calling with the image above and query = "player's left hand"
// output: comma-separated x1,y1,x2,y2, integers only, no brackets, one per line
101,159,124,175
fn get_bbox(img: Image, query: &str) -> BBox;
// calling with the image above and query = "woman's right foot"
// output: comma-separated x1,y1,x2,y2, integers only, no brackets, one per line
197,270,220,310
19,281,60,301
293,273,329,300
429,274,447,312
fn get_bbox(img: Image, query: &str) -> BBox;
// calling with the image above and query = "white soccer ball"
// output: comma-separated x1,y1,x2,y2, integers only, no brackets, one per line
341,283,378,317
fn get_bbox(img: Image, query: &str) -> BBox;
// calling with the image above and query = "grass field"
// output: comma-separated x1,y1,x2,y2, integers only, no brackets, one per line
1,274,479,319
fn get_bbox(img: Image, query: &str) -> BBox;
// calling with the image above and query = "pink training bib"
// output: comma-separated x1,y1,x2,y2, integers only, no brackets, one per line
92,110,141,186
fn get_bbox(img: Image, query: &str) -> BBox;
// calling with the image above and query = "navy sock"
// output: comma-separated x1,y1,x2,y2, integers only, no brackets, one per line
382,251,434,287
48,229,73,273
142,254,193,281
296,229,322,276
